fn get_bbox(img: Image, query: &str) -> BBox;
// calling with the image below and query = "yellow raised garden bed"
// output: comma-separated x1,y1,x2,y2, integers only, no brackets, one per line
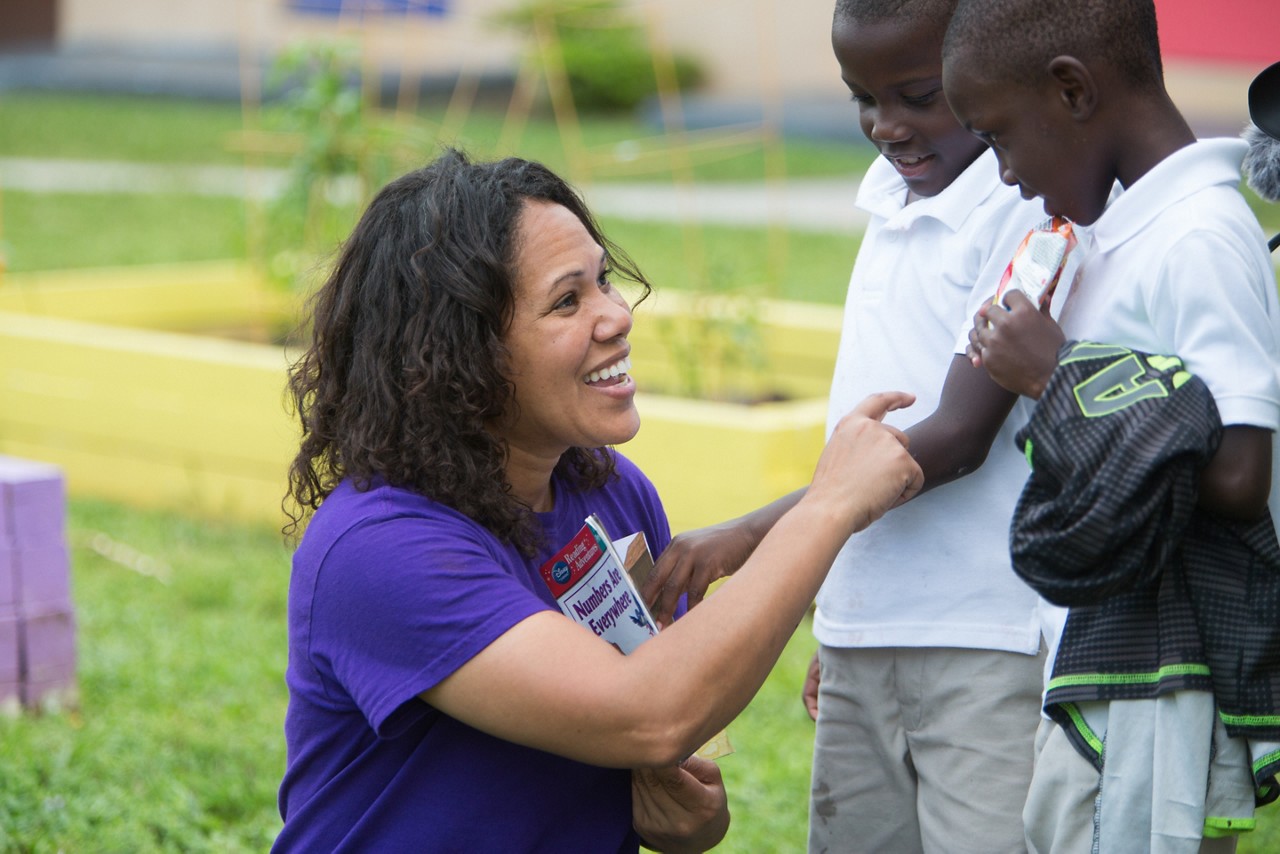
0,262,840,534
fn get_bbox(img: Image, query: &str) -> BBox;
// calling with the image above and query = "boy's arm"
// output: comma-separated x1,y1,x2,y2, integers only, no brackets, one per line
903,354,1018,489
642,489,804,626
643,356,1015,625
1200,426,1273,520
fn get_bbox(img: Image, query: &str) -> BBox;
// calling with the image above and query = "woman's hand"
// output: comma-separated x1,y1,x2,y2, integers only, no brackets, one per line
807,392,923,536
632,756,730,853
967,291,1064,399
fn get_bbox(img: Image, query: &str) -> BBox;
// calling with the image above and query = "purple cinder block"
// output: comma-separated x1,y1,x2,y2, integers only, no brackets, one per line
0,546,15,610
21,608,76,683
16,544,71,611
0,456,66,546
20,675,77,710
0,608,19,683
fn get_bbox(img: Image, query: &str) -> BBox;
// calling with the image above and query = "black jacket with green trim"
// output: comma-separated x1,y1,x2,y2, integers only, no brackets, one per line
1010,340,1280,801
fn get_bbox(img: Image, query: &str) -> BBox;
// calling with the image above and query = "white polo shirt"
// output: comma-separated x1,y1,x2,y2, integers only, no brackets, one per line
1057,138,1280,521
1043,138,1280,671
815,148,1052,653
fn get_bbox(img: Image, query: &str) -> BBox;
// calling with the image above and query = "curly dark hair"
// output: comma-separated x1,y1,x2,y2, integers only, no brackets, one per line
284,149,652,554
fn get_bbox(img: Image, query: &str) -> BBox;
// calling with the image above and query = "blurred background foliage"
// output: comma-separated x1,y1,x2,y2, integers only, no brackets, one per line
494,0,704,112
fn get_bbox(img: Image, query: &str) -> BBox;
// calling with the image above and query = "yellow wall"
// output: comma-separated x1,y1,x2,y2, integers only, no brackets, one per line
0,265,837,534
0,310,296,528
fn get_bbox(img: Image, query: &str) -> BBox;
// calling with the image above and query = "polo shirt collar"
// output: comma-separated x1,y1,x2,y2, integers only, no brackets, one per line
856,147,1003,231
1090,138,1247,253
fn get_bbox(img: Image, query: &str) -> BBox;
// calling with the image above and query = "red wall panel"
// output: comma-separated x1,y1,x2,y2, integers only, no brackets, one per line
1156,0,1279,66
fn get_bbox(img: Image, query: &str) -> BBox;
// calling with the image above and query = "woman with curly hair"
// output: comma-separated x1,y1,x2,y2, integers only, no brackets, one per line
273,148,922,852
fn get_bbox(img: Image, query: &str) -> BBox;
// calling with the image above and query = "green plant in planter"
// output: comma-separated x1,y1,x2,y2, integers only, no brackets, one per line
652,270,773,403
496,0,705,113
261,41,402,291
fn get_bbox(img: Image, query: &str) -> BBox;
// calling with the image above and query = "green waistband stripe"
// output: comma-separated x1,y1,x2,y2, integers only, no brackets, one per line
1219,712,1280,728
1047,663,1211,690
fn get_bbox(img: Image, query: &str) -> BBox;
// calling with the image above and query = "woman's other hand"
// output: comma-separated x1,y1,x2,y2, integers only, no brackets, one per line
632,756,730,853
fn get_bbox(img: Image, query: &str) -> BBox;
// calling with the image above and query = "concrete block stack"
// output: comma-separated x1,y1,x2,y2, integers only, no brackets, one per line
0,456,77,712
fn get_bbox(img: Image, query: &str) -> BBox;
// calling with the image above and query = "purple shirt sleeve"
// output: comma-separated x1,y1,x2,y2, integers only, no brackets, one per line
308,503,555,736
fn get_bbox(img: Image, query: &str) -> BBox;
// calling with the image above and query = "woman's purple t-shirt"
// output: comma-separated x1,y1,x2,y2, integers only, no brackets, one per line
273,453,672,852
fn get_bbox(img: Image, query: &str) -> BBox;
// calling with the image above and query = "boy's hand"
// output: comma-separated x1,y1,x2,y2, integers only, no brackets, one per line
802,650,820,721
967,290,1064,399
643,521,758,628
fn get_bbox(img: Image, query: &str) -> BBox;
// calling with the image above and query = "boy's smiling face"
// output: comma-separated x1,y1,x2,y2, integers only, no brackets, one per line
943,54,1113,225
833,15,986,199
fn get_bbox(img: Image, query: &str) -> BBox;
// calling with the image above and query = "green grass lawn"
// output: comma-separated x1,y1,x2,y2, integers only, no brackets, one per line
0,190,859,304
0,498,820,852
2,191,248,272
3,498,1278,851
0,90,873,183
0,500,289,852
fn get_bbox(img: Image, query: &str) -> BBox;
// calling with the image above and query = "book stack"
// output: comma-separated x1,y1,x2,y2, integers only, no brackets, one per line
0,456,77,713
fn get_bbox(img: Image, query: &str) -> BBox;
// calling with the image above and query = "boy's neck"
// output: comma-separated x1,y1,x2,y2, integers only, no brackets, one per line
1110,91,1197,190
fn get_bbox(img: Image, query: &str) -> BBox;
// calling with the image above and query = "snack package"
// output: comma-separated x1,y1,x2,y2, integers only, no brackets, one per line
993,216,1077,309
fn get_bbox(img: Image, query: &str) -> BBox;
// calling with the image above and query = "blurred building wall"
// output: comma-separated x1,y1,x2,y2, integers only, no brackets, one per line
54,0,846,100
0,0,57,48
59,0,524,81
38,0,1279,130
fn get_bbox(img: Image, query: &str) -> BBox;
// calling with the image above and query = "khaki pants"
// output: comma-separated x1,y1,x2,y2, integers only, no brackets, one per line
808,645,1044,854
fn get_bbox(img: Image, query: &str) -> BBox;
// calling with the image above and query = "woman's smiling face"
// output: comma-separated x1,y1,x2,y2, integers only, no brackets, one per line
496,200,639,464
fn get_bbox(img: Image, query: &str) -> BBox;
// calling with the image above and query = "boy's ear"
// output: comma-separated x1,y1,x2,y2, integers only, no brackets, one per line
1046,56,1097,121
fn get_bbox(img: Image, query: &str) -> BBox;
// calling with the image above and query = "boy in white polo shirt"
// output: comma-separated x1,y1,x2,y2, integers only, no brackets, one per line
945,0,1280,849
642,1,1057,850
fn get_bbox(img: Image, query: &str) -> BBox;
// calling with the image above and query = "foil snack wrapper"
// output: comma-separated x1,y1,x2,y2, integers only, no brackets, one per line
993,216,1077,309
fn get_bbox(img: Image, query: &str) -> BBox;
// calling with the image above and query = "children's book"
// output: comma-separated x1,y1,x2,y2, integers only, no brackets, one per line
538,514,659,655
539,515,734,760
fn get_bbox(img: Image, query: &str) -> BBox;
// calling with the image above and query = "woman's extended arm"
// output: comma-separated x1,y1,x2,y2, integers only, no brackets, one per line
642,354,1015,625
421,392,923,768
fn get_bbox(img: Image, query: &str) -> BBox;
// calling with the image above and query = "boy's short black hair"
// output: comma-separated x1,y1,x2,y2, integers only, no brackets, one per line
834,0,956,29
942,0,1163,90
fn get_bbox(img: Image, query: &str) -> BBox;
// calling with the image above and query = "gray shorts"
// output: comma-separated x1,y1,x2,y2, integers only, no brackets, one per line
808,645,1044,854
1023,697,1253,854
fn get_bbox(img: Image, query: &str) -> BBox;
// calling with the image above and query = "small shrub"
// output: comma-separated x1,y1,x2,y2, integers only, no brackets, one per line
497,0,705,113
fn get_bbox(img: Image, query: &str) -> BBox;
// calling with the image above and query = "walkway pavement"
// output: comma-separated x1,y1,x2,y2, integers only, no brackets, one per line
0,156,870,234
